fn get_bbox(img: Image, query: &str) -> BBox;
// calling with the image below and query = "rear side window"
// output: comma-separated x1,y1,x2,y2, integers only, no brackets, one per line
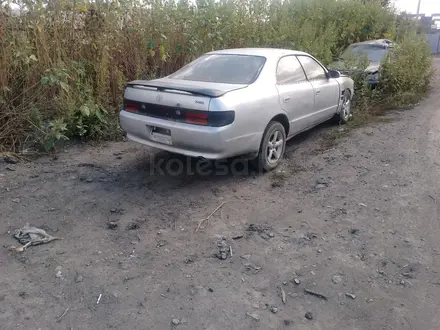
168,54,266,84
276,56,307,84
297,56,327,81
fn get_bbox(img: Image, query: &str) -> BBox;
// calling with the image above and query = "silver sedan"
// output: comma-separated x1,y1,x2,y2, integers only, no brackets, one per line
119,48,354,171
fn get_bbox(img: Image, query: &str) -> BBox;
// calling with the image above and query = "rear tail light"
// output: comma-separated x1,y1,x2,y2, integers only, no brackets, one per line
185,111,208,125
185,111,235,127
124,102,139,113
208,111,235,127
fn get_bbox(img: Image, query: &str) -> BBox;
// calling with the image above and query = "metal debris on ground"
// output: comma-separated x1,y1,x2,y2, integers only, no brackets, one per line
304,288,328,301
7,223,61,252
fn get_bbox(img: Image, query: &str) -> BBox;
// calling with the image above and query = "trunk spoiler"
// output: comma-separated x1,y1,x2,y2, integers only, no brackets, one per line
125,80,231,98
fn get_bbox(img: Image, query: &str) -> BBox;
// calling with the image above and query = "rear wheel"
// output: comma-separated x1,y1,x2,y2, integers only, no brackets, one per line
252,121,286,172
337,90,352,124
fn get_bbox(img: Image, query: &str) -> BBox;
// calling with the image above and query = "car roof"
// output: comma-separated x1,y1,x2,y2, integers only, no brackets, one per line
349,39,393,48
207,48,309,58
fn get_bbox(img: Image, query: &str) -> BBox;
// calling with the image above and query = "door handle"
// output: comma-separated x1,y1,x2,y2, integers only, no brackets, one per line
315,90,321,95
283,96,291,102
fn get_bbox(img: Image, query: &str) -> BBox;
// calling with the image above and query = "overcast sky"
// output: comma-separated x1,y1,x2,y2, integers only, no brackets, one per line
393,0,440,15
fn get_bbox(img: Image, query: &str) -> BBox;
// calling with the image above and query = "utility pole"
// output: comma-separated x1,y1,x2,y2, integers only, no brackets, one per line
416,0,422,16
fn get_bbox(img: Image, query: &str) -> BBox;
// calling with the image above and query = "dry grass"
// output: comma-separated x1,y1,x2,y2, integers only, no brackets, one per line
0,0,431,152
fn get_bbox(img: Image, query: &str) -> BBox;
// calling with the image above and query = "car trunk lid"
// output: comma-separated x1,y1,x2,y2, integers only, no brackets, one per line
123,78,241,126
125,78,247,110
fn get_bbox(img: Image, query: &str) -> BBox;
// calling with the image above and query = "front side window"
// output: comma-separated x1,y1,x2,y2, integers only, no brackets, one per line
168,54,266,84
297,56,327,81
276,56,307,84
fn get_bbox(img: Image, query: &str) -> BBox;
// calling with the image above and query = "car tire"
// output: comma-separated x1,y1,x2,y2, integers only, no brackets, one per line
252,121,286,172
336,89,352,124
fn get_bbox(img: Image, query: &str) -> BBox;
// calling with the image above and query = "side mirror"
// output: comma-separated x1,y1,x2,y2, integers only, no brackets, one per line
327,70,340,79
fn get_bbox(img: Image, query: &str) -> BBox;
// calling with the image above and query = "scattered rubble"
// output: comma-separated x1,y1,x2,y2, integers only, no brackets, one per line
184,256,195,264
246,224,271,235
314,178,329,189
75,275,84,283
349,228,360,235
246,312,260,321
280,287,286,304
4,155,19,164
305,311,314,320
243,263,262,275
55,266,63,279
107,221,118,230
215,238,229,260
332,275,343,284
345,293,356,300
270,306,278,314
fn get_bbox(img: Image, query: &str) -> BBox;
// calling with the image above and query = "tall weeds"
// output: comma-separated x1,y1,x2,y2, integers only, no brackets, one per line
0,0,428,152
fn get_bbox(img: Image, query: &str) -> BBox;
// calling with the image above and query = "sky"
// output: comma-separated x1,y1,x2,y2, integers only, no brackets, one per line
5,0,440,17
393,0,440,15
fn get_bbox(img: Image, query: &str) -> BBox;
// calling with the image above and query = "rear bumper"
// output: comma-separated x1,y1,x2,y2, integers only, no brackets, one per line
119,110,261,159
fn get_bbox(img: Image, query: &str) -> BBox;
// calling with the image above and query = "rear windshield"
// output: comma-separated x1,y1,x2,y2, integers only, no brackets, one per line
341,44,387,62
168,54,266,84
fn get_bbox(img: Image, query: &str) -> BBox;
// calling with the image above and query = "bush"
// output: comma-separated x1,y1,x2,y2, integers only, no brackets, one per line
378,33,433,107
0,0,430,152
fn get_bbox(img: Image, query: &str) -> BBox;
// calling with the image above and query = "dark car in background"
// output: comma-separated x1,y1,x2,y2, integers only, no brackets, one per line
329,39,394,87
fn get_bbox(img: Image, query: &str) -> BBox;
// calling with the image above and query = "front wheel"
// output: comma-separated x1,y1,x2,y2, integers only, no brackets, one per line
337,90,352,124
252,121,286,172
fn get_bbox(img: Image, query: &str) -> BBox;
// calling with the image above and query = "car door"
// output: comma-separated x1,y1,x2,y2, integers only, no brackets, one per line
297,55,340,123
275,55,315,136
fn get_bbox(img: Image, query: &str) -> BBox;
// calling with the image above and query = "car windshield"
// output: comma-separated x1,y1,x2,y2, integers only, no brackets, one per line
168,54,266,84
341,44,387,62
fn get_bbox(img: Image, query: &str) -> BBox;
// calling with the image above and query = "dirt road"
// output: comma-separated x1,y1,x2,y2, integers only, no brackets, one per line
1,58,440,330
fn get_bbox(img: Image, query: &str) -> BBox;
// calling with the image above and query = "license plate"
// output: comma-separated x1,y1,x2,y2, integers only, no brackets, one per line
149,126,172,145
